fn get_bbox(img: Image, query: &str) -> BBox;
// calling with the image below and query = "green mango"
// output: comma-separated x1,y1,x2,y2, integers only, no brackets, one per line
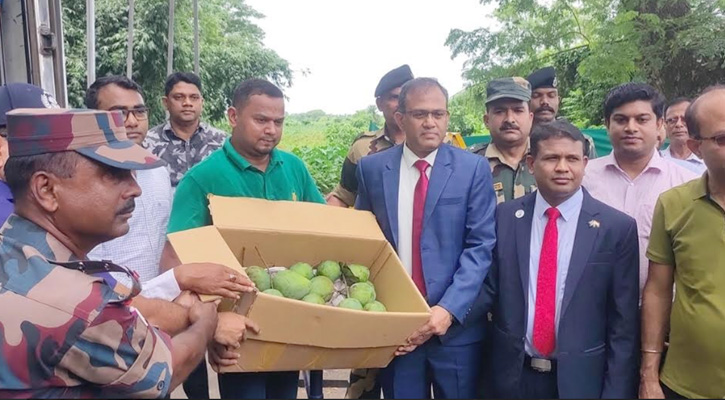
272,270,311,299
302,293,326,305
338,298,364,310
309,276,335,301
364,301,387,312
349,282,376,306
316,260,342,281
246,265,271,291
289,262,315,280
342,263,370,284
263,288,284,297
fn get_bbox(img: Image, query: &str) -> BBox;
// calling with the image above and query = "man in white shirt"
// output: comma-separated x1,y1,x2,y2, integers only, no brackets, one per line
85,76,249,301
661,97,706,175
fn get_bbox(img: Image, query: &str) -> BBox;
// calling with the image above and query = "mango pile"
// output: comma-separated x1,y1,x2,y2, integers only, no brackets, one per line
245,261,387,312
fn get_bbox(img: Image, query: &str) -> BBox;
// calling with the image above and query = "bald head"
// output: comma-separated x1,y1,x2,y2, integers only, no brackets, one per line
686,85,725,139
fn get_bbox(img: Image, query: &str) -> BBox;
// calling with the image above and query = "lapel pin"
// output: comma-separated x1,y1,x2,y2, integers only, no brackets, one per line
589,220,600,228
515,209,525,219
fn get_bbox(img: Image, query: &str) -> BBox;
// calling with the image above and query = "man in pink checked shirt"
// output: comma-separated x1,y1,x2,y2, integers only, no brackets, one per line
582,83,697,295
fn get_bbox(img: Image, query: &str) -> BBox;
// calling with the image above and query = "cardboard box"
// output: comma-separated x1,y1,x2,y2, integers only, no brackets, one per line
168,195,431,372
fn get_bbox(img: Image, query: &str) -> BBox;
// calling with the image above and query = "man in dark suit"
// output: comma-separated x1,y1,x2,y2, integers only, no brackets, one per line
355,77,497,398
477,120,640,398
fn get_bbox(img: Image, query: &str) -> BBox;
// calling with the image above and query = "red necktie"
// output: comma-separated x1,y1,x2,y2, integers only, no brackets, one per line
533,207,560,357
412,159,429,297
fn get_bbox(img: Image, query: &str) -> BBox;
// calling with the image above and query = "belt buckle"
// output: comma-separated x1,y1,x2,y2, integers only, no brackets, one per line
530,357,552,373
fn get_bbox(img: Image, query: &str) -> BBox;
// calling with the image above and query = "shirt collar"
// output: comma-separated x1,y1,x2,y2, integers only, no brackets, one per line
402,143,438,170
484,141,530,170
663,146,704,163
605,149,667,175
691,173,710,200
534,187,584,222
223,139,282,172
162,120,204,141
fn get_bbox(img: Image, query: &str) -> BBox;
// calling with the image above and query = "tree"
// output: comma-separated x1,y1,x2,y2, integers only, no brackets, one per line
446,0,725,126
62,0,292,125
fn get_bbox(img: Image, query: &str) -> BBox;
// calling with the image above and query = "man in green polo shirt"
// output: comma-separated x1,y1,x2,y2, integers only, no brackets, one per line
169,78,324,399
640,85,725,399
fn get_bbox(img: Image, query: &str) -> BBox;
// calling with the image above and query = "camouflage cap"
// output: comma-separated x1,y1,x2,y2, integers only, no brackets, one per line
486,77,532,104
5,108,165,170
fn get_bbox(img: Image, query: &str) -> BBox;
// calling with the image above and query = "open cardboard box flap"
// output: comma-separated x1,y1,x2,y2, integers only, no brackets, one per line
208,195,386,241
168,195,430,370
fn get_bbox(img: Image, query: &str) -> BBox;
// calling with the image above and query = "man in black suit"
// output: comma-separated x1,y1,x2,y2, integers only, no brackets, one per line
476,120,640,398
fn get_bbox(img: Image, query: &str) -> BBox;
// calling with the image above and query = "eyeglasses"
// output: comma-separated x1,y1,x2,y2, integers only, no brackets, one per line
116,107,149,121
699,133,725,147
665,116,685,126
405,109,449,120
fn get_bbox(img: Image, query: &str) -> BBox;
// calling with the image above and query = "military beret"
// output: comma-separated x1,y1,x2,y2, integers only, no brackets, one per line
527,67,558,90
6,108,164,170
486,77,532,104
375,65,414,98
0,83,60,127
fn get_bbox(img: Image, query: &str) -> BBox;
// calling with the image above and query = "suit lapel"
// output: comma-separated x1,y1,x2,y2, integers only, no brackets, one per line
560,190,601,319
383,145,403,249
516,195,536,301
424,145,453,223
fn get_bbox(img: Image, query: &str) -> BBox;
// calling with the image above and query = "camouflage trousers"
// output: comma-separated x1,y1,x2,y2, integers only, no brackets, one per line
346,368,381,399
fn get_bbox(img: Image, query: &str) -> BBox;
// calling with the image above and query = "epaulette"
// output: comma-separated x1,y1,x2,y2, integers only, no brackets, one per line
469,142,490,154
49,260,142,303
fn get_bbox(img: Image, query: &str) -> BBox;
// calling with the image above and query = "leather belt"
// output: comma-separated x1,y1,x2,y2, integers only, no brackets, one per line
524,355,557,373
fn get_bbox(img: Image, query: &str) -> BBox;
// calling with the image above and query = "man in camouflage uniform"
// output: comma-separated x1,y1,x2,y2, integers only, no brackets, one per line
527,66,598,158
471,77,538,204
0,108,219,397
328,65,414,208
144,72,227,188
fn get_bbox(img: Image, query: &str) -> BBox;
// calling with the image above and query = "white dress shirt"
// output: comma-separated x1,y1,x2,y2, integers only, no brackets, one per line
525,188,583,357
661,146,707,175
88,166,180,300
397,144,438,277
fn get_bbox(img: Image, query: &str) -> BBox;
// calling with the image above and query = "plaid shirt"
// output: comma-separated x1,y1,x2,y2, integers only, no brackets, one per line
143,121,227,187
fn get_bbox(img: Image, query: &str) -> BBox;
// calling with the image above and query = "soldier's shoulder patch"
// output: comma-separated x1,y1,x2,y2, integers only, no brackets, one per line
469,142,489,155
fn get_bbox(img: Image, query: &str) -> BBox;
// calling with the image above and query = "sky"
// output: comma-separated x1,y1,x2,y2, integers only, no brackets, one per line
245,0,494,115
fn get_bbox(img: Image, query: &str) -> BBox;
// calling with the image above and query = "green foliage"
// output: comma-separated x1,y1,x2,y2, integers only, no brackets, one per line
449,86,486,136
62,0,292,125
447,0,725,126
281,107,383,195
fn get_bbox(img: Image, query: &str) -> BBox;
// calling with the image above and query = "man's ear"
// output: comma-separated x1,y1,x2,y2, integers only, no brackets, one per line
394,111,404,131
29,171,60,213
227,107,238,128
526,154,535,174
687,137,702,158
161,96,169,111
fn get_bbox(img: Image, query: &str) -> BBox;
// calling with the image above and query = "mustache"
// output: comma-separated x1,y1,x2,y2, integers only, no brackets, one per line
536,105,556,114
500,122,520,131
117,199,136,215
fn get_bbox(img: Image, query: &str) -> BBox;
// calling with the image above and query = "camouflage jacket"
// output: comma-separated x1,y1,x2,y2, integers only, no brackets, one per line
0,215,173,398
329,128,396,206
470,142,537,204
143,121,227,187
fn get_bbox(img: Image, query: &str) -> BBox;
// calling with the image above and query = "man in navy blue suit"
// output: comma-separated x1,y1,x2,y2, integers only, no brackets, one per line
355,77,497,398
475,120,640,398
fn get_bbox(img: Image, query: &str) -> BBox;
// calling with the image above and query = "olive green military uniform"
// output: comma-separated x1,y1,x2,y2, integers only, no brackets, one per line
470,141,537,204
330,128,396,207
